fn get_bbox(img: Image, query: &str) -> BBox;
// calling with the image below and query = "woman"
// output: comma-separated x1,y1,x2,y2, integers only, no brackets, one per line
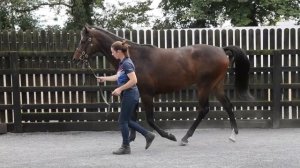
97,40,155,155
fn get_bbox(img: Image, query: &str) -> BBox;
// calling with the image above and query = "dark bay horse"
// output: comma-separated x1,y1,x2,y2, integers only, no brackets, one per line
73,26,253,145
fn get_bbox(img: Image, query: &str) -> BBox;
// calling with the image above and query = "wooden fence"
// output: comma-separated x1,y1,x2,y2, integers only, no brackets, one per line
0,26,299,132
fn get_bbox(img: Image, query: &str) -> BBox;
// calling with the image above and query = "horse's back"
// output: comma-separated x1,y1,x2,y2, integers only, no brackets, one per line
170,44,229,71
191,44,227,59
134,44,229,94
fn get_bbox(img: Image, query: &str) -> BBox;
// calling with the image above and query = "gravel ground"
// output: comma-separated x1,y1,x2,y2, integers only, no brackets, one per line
1,128,300,168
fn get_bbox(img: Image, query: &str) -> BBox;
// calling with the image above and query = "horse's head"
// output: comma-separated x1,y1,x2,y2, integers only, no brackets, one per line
72,25,98,63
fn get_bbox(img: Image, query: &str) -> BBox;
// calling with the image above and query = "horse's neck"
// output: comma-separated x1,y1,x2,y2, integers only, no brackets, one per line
93,29,145,69
95,31,120,69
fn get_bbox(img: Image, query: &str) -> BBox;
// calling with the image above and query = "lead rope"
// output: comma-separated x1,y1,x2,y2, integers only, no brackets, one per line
84,60,111,116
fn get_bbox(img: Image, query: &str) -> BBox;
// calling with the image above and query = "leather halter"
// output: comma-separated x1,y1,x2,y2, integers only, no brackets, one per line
76,36,111,114
76,36,93,61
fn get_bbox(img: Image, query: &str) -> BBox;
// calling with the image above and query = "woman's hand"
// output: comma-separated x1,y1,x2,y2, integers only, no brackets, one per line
97,76,105,83
112,88,122,96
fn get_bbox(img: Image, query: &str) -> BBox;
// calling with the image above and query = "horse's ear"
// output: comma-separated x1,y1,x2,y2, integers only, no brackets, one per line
82,25,91,36
84,25,89,32
85,23,93,29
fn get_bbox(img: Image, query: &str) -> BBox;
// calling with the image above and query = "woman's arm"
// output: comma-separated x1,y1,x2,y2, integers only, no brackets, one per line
112,72,137,96
97,74,118,82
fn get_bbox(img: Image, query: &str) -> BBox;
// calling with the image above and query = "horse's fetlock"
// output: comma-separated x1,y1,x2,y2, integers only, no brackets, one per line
186,131,193,137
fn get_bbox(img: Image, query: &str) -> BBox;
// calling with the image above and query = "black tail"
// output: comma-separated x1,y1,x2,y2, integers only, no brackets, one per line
223,46,254,101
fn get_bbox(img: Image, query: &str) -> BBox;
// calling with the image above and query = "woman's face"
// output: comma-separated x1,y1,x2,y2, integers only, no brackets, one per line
111,48,123,60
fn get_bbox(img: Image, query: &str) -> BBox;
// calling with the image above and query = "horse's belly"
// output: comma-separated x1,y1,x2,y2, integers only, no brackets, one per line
155,80,193,94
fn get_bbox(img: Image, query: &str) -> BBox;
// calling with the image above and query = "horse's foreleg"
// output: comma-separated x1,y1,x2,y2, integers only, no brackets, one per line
129,104,138,142
181,99,209,146
216,94,238,142
141,94,177,142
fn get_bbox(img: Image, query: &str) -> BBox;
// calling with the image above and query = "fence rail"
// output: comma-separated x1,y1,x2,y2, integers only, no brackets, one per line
0,26,299,132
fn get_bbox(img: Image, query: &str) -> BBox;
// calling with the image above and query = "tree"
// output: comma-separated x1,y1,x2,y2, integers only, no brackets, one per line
65,0,105,30
0,0,104,30
0,0,38,30
204,0,300,26
65,0,152,30
156,0,300,28
0,6,11,29
94,0,152,30
152,18,177,30
2,0,152,30
154,0,200,28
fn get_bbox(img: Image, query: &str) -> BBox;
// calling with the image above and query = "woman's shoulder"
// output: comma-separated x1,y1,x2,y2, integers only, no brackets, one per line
123,58,134,65
122,58,135,71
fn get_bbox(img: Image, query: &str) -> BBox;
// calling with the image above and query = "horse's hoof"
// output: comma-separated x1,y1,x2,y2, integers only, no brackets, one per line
229,136,236,142
168,133,177,141
179,139,188,146
229,129,236,142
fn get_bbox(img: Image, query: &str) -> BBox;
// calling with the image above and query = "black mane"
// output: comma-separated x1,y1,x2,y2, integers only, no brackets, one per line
90,26,157,48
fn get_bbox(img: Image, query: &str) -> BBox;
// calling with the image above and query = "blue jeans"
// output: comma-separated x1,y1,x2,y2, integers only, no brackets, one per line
118,87,148,145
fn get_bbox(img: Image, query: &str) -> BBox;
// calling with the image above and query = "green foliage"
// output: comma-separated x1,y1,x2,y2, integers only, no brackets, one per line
65,0,110,30
0,0,38,30
65,0,94,30
157,0,300,28
221,0,300,26
16,14,38,30
1,0,299,30
94,0,152,30
0,6,11,29
155,0,195,28
0,0,152,31
152,19,177,30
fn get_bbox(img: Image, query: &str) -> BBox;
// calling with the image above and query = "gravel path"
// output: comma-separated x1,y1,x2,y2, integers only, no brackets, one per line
1,128,300,168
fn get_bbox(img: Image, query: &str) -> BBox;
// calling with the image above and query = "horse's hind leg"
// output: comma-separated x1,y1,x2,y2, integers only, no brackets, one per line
141,93,177,141
180,87,210,145
181,98,209,146
215,90,238,142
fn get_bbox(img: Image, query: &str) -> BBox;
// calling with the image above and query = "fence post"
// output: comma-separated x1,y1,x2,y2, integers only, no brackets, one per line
272,50,281,128
11,52,22,132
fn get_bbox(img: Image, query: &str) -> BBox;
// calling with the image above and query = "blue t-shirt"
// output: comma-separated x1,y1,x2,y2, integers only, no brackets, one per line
117,57,135,86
